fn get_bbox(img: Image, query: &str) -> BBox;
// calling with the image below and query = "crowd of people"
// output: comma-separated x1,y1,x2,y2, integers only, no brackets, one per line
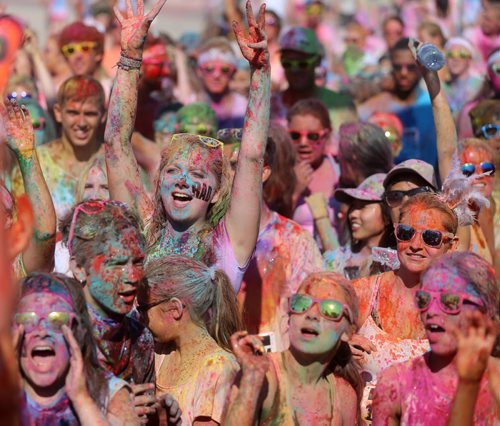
0,0,499,424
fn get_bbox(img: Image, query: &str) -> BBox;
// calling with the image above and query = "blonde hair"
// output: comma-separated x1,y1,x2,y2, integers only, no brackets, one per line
143,255,243,352
146,134,232,247
74,155,108,203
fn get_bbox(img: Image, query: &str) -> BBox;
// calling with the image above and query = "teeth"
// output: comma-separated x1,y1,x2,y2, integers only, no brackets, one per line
34,346,52,351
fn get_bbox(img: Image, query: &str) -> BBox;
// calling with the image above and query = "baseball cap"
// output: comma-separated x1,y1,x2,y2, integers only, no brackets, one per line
279,27,324,57
383,159,438,190
335,173,386,203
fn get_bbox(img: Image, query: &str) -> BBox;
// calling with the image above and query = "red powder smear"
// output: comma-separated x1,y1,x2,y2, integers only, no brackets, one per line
92,255,105,274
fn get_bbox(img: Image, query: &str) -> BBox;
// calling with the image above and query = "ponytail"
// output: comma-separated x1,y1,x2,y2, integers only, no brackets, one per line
209,269,244,352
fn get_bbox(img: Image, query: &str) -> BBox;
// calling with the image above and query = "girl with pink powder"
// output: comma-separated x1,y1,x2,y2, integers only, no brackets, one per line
372,252,500,425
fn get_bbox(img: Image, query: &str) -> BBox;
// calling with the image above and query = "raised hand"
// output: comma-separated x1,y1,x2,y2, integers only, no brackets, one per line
114,0,167,58
62,325,90,404
450,311,498,383
232,0,269,70
230,331,270,375
1,99,35,159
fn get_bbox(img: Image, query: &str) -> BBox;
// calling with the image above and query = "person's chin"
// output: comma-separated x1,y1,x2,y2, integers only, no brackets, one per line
400,253,429,273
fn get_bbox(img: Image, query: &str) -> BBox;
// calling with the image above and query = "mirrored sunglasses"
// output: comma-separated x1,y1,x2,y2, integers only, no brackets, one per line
415,289,485,314
460,162,495,177
289,294,353,323
395,224,455,248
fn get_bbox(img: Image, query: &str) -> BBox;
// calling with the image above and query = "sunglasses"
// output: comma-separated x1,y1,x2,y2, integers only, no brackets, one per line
62,41,97,57
7,91,32,101
171,133,224,149
15,311,75,333
289,294,353,323
383,186,433,208
445,50,472,60
392,63,418,72
68,200,127,257
136,298,185,315
460,162,495,177
289,129,327,144
415,289,485,315
395,224,455,248
199,64,235,76
479,123,500,139
281,56,318,71
32,117,45,131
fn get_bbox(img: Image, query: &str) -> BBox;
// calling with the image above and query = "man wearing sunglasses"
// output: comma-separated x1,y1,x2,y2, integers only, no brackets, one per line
196,37,247,129
271,26,357,132
59,21,112,102
359,37,438,169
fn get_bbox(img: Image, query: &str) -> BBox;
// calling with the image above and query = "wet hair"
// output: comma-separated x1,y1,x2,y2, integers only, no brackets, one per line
458,138,495,160
296,272,363,413
399,193,458,234
74,155,108,203
469,100,500,135
287,98,332,131
263,123,297,217
422,252,499,323
60,201,144,270
59,21,105,55
56,75,106,112
20,273,108,409
147,134,232,246
338,122,394,177
142,255,243,352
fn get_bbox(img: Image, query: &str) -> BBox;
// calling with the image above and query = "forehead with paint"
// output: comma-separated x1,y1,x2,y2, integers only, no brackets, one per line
422,253,499,319
18,274,75,314
57,76,105,111
399,195,457,234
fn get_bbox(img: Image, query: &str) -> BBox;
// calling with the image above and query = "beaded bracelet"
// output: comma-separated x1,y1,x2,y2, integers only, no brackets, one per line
117,53,142,71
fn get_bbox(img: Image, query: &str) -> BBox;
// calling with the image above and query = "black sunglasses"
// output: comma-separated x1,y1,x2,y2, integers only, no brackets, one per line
395,224,455,248
383,186,433,208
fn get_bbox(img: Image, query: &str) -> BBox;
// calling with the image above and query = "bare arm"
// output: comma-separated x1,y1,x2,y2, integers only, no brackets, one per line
305,193,339,251
104,0,167,223
225,1,271,266
2,100,56,273
372,365,402,426
224,332,271,426
410,40,457,182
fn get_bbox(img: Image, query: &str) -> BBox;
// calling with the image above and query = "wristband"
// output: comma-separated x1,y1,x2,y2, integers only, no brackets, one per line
117,54,142,71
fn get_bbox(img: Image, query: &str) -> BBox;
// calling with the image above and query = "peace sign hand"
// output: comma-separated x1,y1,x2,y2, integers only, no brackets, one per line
232,0,269,70
114,0,167,58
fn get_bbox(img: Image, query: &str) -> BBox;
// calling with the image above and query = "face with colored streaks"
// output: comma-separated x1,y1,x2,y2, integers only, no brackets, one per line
348,200,385,244
289,278,352,357
86,226,145,317
82,165,109,201
18,293,72,391
160,144,219,227
420,266,483,357
397,206,453,275
289,113,328,168
55,96,104,148
460,146,494,198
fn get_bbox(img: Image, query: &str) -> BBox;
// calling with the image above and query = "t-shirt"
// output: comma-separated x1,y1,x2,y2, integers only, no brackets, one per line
155,348,239,425
238,212,323,351
147,220,248,293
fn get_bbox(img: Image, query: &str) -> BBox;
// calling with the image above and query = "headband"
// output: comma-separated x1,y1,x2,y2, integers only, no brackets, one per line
21,274,75,309
198,48,238,67
444,37,475,56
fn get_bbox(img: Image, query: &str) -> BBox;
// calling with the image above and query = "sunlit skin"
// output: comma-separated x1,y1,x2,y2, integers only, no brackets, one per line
160,145,220,230
64,44,102,77
460,146,495,198
54,97,105,149
18,293,72,398
348,200,385,246
420,266,483,357
84,227,145,319
289,279,352,359
446,47,472,78
288,114,328,168
197,60,236,95
391,50,421,98
82,165,109,201
397,206,455,275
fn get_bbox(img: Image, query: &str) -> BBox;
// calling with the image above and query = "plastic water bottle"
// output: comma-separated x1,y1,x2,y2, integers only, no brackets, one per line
416,43,446,71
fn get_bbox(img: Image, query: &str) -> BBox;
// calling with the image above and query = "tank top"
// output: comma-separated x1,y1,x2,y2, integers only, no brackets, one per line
261,352,350,425
358,275,429,423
